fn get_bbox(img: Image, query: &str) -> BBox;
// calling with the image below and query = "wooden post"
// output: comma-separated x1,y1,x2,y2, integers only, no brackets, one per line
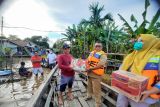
0,16,3,48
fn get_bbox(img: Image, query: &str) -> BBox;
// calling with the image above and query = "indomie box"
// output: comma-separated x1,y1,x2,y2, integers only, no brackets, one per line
111,70,148,102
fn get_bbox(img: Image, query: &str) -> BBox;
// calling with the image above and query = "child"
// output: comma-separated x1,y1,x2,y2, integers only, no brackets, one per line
19,62,32,77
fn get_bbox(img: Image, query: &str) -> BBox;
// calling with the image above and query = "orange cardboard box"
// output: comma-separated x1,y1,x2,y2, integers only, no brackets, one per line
111,70,148,102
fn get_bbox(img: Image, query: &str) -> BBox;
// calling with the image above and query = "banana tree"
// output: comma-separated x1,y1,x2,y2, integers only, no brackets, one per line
118,0,160,38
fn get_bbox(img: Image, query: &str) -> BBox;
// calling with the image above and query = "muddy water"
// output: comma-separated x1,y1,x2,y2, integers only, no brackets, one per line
0,58,51,107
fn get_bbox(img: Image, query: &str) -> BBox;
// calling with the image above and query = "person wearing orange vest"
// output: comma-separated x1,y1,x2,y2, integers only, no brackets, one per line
85,41,107,107
116,34,160,107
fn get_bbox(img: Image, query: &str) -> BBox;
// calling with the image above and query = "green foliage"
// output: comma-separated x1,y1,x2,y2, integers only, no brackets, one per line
0,47,4,62
61,3,127,57
0,35,7,39
153,22,160,37
118,0,160,37
118,14,134,36
52,39,65,53
147,9,160,34
55,0,159,58
4,47,12,55
24,36,49,48
8,35,21,40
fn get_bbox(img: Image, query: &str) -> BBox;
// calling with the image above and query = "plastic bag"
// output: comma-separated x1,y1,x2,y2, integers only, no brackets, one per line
71,58,86,72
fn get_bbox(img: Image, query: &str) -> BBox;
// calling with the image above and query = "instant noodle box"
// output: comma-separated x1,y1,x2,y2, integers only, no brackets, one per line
111,70,148,102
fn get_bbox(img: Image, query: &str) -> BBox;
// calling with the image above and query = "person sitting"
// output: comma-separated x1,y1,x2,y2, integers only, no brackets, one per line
19,62,32,77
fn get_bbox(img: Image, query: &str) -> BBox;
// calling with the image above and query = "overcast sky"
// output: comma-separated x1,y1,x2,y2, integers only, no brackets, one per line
0,0,159,46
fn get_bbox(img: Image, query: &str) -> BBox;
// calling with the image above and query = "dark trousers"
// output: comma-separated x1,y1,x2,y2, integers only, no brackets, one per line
49,63,56,70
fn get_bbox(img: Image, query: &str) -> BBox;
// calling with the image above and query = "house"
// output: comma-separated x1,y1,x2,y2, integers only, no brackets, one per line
0,38,42,56
0,39,18,55
9,40,40,56
0,39,40,56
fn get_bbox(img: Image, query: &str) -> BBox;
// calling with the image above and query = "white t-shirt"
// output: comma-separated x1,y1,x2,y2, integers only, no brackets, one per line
47,53,57,64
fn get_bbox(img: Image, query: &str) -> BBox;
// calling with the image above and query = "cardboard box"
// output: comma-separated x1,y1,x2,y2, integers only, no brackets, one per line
71,59,86,72
111,70,148,102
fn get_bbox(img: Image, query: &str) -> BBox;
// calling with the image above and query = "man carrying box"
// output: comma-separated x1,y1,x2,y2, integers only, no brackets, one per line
116,34,160,107
85,41,107,107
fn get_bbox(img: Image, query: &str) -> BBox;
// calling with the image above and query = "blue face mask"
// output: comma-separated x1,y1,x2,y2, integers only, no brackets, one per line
133,42,143,50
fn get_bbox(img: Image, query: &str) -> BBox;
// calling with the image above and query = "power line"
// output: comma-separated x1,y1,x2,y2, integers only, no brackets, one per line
0,25,128,35
0,25,66,33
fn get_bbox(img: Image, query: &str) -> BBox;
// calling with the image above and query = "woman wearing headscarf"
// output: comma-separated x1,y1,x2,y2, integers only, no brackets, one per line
116,34,160,107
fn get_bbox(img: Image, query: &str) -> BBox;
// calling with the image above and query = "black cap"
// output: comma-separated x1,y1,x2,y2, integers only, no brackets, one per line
63,44,70,49
21,61,25,65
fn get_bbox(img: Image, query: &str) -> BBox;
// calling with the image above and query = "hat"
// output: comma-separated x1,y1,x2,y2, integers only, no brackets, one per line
63,44,70,49
21,61,25,65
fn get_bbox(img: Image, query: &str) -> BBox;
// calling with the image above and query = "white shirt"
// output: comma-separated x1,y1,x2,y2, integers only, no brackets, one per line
47,53,57,64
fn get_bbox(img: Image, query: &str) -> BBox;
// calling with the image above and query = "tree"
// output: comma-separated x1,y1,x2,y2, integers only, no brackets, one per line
52,39,65,53
61,24,78,45
118,0,160,37
80,2,113,50
8,35,21,40
24,36,49,48
0,35,7,39
80,2,113,28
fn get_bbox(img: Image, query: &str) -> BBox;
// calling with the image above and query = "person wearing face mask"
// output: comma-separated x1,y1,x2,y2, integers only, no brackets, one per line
116,34,160,107
85,41,107,107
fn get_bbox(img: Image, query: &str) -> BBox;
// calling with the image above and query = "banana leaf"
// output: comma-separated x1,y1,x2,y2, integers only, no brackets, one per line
147,8,160,32
130,14,138,28
118,14,134,35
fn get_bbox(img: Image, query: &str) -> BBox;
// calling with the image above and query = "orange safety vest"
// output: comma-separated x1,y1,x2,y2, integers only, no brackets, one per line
141,56,160,99
87,51,105,76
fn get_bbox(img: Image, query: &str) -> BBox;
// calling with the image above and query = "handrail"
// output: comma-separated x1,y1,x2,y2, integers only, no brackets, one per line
107,53,126,56
44,83,55,107
26,65,58,107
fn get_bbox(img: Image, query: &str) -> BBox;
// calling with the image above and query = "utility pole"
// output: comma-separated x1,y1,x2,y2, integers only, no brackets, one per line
0,16,3,69
1,16,3,37
0,16,3,47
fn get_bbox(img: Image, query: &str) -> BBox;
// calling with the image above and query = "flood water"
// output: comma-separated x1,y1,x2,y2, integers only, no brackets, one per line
0,58,51,107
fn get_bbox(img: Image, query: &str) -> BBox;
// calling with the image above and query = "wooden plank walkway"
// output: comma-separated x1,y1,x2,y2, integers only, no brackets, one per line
56,72,96,107
26,67,160,107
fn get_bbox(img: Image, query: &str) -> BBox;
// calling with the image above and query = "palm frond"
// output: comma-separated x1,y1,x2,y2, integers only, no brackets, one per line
142,0,150,20
103,13,113,21
118,14,134,35
80,19,91,26
148,8,160,31
135,20,148,35
145,0,150,10
130,14,138,28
